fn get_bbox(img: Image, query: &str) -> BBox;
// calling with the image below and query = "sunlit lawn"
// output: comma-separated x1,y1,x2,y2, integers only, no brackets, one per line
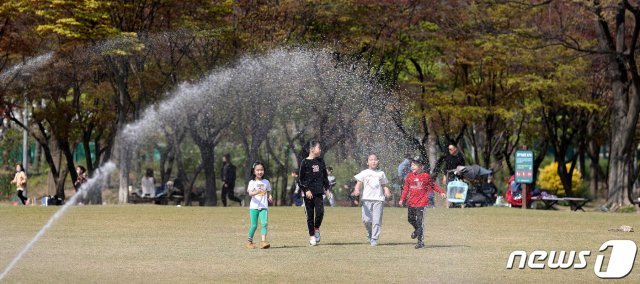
0,201,639,283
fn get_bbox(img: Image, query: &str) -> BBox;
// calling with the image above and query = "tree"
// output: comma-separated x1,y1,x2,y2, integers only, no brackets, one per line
529,0,639,209
592,1,640,209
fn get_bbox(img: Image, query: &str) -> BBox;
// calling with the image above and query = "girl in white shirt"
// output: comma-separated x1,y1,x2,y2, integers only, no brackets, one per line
246,162,272,249
352,154,391,246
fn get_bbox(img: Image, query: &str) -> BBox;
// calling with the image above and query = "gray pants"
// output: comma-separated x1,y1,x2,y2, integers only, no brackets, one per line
362,200,384,241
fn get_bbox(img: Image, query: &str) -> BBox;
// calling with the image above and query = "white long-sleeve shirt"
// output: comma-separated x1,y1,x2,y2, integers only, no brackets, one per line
141,177,155,197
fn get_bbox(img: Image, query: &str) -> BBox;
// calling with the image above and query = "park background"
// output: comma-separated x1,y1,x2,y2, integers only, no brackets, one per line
1,2,640,210
1,1,640,283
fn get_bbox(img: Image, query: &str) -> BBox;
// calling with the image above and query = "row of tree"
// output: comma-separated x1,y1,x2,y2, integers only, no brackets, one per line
0,1,638,209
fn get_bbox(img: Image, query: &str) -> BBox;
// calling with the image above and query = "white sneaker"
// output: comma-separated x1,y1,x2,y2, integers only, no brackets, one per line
314,229,321,243
309,236,317,246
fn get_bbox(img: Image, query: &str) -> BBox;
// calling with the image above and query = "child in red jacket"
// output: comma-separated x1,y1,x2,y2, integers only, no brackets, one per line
399,156,445,249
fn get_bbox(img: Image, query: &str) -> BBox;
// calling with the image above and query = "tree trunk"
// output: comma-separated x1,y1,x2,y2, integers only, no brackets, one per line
118,142,131,204
587,119,601,200
427,122,438,173
200,147,217,206
594,3,640,209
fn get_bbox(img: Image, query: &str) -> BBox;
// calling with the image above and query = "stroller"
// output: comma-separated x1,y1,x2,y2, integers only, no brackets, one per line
505,175,532,208
446,165,497,208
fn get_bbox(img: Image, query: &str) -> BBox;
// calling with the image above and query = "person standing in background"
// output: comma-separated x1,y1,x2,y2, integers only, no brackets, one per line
74,165,88,191
325,166,336,207
221,153,242,206
433,143,465,207
396,153,412,206
10,163,28,205
141,168,156,198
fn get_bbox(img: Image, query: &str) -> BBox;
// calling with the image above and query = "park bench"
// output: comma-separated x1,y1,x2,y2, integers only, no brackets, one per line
128,193,156,204
530,195,590,211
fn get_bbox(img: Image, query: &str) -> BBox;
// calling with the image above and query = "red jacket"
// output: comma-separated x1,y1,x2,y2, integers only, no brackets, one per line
400,171,443,208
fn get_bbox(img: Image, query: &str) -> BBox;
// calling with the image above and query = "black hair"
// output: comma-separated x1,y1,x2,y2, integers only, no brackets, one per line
223,153,231,163
146,168,154,177
77,165,86,174
16,163,24,172
307,140,320,151
251,161,266,179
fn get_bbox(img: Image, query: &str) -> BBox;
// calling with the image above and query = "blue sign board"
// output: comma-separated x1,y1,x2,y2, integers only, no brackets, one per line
515,150,534,184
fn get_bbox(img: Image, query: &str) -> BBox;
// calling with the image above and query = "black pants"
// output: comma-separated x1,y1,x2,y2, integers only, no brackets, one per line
408,206,425,242
221,182,241,206
17,189,27,205
304,194,325,236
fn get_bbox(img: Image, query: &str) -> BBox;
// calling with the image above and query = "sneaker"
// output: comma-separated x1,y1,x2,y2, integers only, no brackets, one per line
309,236,317,246
314,229,321,243
246,241,256,249
260,241,270,249
415,242,425,249
370,240,378,246
411,230,418,239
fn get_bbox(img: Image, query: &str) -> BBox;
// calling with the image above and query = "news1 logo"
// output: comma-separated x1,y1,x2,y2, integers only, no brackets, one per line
506,240,638,279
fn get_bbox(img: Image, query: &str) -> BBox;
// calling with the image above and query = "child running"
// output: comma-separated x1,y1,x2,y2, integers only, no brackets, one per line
398,156,445,249
352,154,391,246
298,140,330,246
246,162,272,249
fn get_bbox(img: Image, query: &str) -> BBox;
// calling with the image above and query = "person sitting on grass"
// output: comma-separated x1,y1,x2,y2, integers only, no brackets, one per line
246,162,272,249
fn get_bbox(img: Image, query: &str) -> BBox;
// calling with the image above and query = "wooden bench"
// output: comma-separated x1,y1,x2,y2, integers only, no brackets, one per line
530,196,590,211
128,194,156,204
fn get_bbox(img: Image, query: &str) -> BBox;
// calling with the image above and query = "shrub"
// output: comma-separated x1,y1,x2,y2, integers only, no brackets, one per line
537,162,582,196
0,175,12,200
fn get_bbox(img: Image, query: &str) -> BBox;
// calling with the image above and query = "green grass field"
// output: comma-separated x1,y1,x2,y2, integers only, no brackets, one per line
1,203,639,283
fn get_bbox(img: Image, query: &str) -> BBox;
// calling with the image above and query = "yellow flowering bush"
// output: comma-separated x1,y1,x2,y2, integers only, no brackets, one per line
537,162,581,196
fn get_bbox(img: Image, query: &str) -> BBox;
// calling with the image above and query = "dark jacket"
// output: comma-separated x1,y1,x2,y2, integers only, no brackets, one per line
297,158,329,195
221,163,236,186
434,153,465,177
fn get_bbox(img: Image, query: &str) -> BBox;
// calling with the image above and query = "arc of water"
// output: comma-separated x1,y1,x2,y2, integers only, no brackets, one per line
0,162,116,281
0,53,54,83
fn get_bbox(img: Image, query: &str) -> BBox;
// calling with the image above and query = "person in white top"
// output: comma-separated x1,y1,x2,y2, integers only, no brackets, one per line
140,168,155,198
351,154,391,246
246,162,272,249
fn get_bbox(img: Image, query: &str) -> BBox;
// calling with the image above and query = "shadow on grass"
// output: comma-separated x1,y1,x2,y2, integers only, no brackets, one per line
266,242,366,249
422,244,470,249
377,243,470,248
268,245,309,249
267,242,470,249
306,242,470,248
